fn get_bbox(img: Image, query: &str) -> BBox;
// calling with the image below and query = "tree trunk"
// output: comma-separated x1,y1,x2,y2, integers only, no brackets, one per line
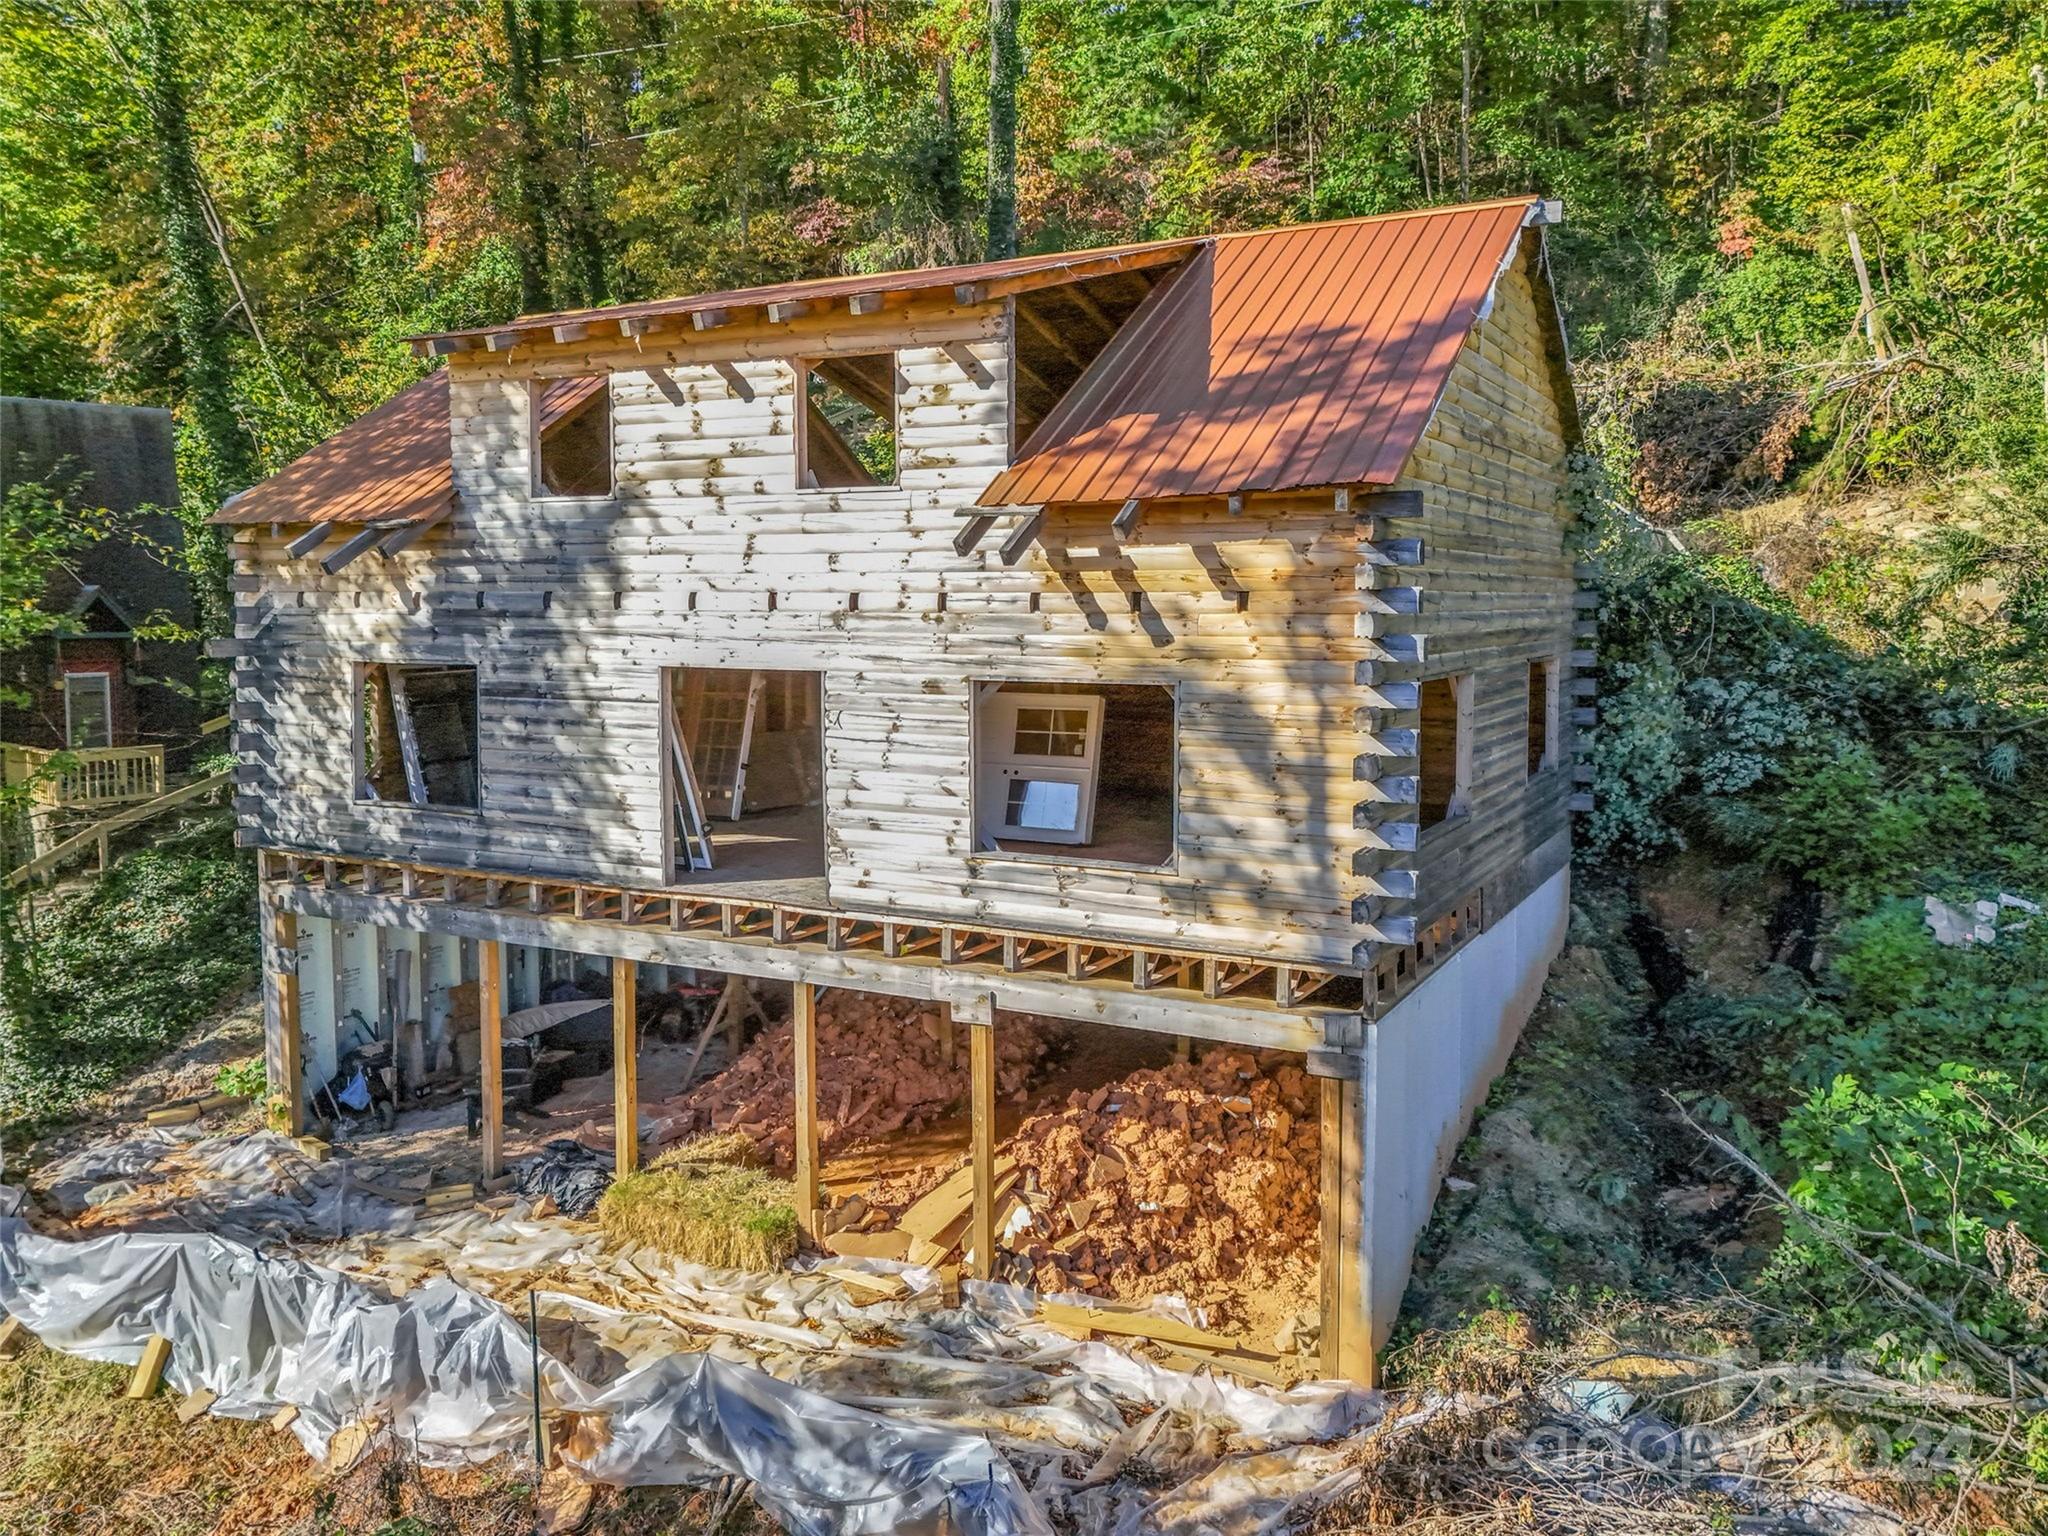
501,0,554,312
134,0,255,635
1458,19,1473,201
985,0,1021,260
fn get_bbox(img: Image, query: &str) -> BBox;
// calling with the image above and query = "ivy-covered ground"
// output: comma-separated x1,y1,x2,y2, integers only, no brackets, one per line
1,812,257,1134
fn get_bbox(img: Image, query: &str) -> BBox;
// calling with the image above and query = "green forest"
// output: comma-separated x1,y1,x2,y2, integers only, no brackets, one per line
5,0,2048,1527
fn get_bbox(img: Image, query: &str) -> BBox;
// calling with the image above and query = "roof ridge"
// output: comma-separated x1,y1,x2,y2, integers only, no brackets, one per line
1208,195,1540,243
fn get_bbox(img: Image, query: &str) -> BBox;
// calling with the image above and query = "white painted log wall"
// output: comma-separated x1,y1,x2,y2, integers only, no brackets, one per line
231,301,1377,966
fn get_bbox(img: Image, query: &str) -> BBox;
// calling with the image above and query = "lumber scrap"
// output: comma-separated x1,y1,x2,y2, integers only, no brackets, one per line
897,1153,1017,1244
0,1315,26,1359
820,1265,912,1306
821,1228,911,1262
175,1386,218,1425
124,1334,172,1398
1036,1299,1271,1359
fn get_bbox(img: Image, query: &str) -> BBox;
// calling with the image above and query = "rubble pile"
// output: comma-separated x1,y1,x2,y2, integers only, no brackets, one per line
651,995,1055,1170
1004,1049,1320,1323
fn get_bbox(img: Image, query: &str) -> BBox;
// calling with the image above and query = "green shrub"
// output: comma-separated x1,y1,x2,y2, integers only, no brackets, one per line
1768,1065,2048,1367
212,1056,266,1100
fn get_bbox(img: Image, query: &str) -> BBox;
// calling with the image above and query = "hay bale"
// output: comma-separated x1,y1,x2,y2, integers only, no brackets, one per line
653,1130,763,1171
599,1162,801,1272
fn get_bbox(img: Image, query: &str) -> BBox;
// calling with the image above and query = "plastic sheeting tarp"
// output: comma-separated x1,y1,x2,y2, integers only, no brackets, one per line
0,1219,1049,1536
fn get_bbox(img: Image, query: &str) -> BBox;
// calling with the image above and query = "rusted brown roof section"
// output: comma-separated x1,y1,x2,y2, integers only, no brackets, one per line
979,197,1542,507
213,371,452,527
210,372,612,528
410,238,1200,351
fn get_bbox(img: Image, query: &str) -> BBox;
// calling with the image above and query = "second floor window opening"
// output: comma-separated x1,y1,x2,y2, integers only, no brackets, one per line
1418,674,1473,830
801,353,898,488
532,375,613,498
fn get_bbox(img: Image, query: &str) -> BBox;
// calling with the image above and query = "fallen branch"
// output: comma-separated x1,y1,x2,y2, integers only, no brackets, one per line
1666,1094,2048,1396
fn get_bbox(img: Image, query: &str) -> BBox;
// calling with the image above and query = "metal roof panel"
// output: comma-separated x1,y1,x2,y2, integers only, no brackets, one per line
978,197,1540,506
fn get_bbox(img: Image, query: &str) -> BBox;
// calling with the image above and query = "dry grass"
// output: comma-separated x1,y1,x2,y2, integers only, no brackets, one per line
600,1135,800,1271
0,1337,775,1535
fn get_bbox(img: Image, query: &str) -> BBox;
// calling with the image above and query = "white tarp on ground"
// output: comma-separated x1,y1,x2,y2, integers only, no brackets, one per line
3,1127,1388,1533
0,1217,1050,1536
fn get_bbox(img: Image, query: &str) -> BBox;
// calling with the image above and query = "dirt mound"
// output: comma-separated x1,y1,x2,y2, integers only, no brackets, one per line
650,995,1054,1170
1004,1048,1319,1328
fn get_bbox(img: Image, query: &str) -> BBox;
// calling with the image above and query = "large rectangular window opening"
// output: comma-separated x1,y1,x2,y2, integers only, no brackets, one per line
1418,674,1471,830
1526,658,1557,778
800,354,898,489
974,683,1175,868
665,667,826,885
531,375,613,498
355,663,479,809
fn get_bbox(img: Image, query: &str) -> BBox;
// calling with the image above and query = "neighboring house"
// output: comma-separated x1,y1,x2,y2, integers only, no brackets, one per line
2,398,200,826
217,196,1590,1381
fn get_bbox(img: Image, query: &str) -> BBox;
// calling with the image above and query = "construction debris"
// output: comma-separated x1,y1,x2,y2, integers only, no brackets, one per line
650,993,1056,1169
1003,1049,1321,1328
509,1139,615,1219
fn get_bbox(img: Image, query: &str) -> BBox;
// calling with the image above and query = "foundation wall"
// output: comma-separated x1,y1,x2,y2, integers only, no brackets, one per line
1358,861,1570,1349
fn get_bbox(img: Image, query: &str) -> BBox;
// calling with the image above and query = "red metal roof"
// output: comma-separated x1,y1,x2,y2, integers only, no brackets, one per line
979,197,1543,507
224,199,1554,528
214,371,452,527
212,372,612,528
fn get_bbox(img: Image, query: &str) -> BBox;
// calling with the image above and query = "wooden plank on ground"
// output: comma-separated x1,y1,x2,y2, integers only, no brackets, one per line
125,1334,172,1398
1037,1299,1272,1359
822,1228,912,1261
898,1152,1018,1244
0,1315,26,1359
175,1387,218,1425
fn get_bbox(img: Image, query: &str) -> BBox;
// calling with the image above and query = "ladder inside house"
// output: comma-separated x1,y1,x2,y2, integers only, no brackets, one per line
386,668,429,806
680,669,764,819
668,716,717,872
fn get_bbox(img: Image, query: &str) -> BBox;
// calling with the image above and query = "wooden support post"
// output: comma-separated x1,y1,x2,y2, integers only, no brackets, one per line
479,938,505,1181
792,981,819,1236
613,958,639,1174
969,1016,997,1283
270,907,304,1137
1319,1075,1374,1385
940,1001,958,1070
1172,1034,1192,1064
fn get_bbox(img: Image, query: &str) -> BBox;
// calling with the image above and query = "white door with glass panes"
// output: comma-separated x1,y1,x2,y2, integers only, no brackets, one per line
977,691,1104,846
64,672,113,749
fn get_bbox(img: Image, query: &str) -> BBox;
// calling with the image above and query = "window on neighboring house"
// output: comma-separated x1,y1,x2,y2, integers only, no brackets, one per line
1418,674,1472,829
356,663,479,809
63,672,113,749
1527,658,1557,777
800,354,898,488
974,683,1176,867
531,375,613,498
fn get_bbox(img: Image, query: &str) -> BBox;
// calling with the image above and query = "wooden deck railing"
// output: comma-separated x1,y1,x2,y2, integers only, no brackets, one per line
3,744,166,809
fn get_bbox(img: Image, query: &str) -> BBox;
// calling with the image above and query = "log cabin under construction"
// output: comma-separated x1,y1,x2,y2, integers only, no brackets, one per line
213,194,1589,1384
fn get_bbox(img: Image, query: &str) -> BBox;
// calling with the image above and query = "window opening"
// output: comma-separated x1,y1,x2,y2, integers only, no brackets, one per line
801,354,897,488
532,375,613,497
63,672,113,749
356,664,479,808
1418,674,1470,829
975,683,1175,866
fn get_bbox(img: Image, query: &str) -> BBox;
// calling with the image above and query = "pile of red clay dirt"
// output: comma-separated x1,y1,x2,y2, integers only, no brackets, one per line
650,995,1054,1171
1004,1048,1320,1328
